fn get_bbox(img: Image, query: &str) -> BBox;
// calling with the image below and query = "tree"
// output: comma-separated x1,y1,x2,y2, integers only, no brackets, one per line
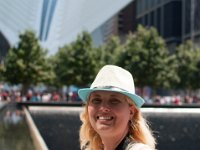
194,55,200,89
0,51,4,81
0,63,4,81
98,36,123,65
3,30,55,94
116,25,179,89
175,40,200,90
53,31,99,87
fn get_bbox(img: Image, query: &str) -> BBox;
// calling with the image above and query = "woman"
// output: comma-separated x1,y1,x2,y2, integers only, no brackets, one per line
78,65,156,150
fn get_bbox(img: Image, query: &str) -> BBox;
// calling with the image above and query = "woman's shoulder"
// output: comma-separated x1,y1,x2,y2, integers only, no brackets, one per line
128,143,154,150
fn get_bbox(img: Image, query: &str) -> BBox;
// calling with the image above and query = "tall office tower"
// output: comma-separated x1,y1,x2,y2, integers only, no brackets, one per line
182,0,200,46
136,0,200,51
136,0,182,51
0,0,42,61
0,0,133,60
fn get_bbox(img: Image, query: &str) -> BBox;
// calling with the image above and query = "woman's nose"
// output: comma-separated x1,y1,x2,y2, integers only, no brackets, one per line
99,102,110,111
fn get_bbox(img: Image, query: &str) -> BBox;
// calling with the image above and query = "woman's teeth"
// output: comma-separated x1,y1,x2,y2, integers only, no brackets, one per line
97,116,113,120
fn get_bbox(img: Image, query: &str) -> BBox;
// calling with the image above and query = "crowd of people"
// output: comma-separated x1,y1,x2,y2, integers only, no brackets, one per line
0,88,199,105
0,89,80,102
145,94,200,105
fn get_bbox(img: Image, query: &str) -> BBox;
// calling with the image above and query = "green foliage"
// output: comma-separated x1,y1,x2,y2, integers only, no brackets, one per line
3,30,55,93
99,36,123,65
0,63,4,81
53,31,100,86
175,41,200,89
195,54,200,89
3,27,196,92
0,50,4,81
117,25,179,88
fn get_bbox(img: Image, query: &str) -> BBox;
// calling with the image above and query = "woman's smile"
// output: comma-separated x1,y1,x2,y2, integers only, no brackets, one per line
96,114,114,126
97,116,114,120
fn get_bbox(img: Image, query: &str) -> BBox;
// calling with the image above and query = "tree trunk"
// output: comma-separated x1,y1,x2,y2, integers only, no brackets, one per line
21,84,29,97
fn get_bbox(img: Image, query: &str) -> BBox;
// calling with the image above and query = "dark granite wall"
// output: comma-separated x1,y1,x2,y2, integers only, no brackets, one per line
31,111,81,150
144,112,200,150
30,108,200,150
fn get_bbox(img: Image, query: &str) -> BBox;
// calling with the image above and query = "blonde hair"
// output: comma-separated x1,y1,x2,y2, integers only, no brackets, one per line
79,97,156,150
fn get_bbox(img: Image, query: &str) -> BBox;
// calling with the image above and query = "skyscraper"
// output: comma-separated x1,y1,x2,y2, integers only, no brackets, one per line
0,0,133,59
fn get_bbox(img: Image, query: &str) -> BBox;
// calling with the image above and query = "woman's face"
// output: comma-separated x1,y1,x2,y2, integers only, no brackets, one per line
87,91,135,137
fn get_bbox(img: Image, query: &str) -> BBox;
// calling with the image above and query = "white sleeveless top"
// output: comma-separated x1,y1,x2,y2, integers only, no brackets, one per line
128,143,153,150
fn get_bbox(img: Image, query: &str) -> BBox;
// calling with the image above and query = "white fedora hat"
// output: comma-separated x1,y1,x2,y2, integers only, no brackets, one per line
78,65,145,108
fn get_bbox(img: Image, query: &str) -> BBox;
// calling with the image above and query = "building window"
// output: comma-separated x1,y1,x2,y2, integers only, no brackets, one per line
144,14,148,26
137,17,143,25
137,0,142,15
194,0,200,32
150,11,155,27
163,1,181,38
184,0,191,35
156,8,161,34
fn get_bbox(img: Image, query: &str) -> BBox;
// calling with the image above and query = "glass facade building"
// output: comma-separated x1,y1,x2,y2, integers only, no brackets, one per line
182,0,200,46
0,0,132,59
136,0,182,51
136,0,200,50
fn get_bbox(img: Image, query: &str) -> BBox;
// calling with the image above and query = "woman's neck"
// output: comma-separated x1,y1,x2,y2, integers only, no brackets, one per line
101,129,129,150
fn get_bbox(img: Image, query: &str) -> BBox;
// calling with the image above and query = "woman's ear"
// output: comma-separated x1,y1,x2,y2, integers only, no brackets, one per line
129,105,135,118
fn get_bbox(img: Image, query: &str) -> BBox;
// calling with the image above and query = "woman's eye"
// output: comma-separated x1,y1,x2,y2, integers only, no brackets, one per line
91,98,101,104
110,99,121,104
